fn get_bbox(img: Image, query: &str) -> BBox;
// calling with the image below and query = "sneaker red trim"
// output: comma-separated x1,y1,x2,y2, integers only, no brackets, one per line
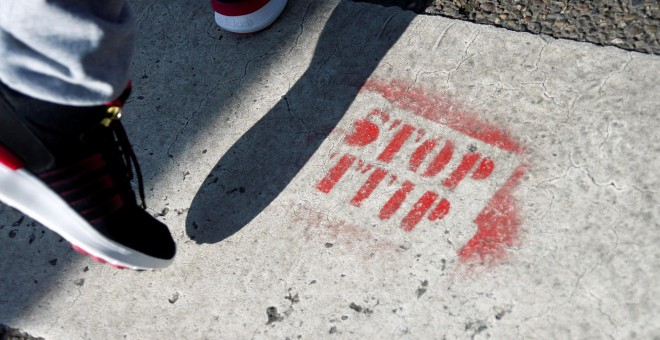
105,81,132,108
210,0,270,16
0,145,23,170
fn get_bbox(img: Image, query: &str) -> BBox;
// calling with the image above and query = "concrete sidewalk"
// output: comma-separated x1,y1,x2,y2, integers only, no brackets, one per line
1,0,658,338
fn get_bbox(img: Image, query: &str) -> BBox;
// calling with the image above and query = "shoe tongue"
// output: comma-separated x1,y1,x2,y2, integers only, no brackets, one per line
19,103,109,167
0,81,114,169
29,103,107,133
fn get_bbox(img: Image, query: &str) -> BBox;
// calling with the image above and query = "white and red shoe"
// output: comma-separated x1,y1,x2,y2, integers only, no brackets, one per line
0,82,175,270
211,0,288,34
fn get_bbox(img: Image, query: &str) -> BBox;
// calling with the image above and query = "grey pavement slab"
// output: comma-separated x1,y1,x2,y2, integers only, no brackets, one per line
1,0,659,339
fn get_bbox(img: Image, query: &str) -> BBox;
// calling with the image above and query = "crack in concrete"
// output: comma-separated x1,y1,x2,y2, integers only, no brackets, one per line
315,46,339,83
446,52,477,85
167,2,313,164
446,29,480,85
540,76,558,104
631,185,656,195
528,37,550,74
206,21,223,41
564,91,581,122
569,206,622,304
568,152,623,191
586,291,619,331
46,288,82,334
286,0,317,57
433,22,456,51
134,0,160,29
516,306,552,337
377,13,400,39
597,52,634,97
598,117,612,157
282,95,306,133
537,188,556,221
165,79,232,164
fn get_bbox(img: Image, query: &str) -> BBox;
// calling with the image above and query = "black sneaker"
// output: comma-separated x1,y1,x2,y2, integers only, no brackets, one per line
0,81,175,270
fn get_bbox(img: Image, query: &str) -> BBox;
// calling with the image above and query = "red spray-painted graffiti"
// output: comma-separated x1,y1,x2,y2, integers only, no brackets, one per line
315,78,528,263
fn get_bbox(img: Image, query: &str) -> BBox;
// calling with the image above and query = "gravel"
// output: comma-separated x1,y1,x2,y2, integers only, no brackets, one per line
356,0,659,54
0,324,43,340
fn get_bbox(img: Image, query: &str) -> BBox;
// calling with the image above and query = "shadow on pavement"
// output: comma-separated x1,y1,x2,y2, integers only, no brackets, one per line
186,1,414,244
0,0,415,330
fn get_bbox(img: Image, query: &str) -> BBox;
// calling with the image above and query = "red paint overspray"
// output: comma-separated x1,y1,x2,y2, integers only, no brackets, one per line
345,119,379,147
362,78,528,264
472,158,495,180
401,191,438,231
428,198,450,221
377,124,415,163
409,138,437,172
442,152,481,189
421,140,454,177
458,165,527,263
362,79,524,155
351,168,388,207
379,180,415,220
316,154,356,193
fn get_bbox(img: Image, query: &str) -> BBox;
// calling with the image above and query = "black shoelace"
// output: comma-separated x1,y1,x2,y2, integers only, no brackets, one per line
104,107,147,209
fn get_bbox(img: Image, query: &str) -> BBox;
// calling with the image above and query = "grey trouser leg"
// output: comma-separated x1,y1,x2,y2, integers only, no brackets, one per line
0,0,136,106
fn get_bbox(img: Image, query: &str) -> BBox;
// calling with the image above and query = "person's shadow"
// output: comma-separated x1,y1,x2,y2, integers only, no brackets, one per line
186,1,415,244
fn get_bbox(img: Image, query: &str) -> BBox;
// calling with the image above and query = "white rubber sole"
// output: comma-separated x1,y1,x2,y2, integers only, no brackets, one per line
214,0,287,34
0,163,173,270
